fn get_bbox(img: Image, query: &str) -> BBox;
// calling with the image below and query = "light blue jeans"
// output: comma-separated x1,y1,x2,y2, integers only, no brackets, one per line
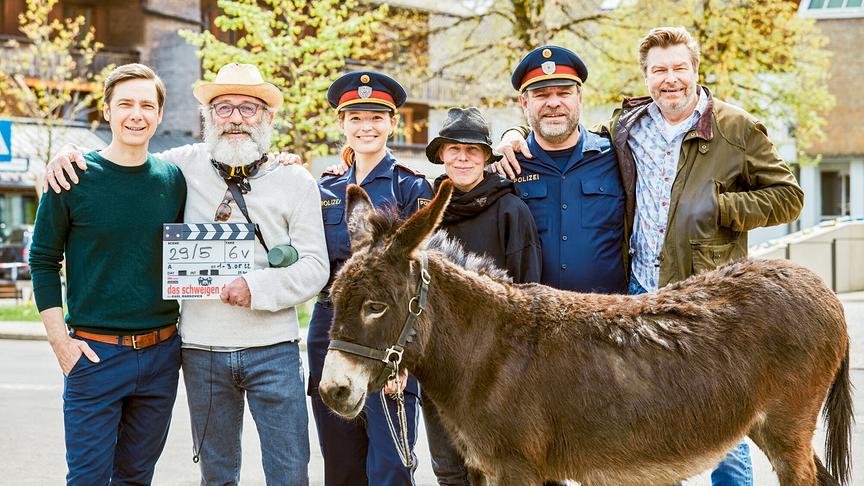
628,275,753,486
182,341,310,486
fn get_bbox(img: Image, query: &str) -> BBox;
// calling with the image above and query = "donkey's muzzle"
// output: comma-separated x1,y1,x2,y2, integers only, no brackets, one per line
319,350,371,419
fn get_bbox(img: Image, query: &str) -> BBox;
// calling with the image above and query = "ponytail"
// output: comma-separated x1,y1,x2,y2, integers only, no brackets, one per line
340,145,355,167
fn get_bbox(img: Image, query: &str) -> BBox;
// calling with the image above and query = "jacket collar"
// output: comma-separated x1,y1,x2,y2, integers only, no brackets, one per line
618,85,715,141
347,152,397,185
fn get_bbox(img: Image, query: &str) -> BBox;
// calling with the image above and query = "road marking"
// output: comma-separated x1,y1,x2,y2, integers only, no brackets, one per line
0,383,60,391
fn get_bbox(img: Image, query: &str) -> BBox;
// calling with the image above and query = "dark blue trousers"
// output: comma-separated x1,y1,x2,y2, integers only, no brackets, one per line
63,333,180,486
308,301,420,486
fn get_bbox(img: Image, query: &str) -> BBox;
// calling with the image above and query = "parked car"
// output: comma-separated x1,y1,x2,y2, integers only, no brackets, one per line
0,225,34,280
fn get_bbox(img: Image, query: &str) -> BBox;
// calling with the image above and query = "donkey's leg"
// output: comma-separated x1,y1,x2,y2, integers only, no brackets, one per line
490,459,543,486
814,455,840,486
468,467,489,486
749,417,819,486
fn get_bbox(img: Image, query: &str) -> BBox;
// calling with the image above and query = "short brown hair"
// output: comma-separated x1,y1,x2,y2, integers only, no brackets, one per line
638,26,700,74
103,63,166,110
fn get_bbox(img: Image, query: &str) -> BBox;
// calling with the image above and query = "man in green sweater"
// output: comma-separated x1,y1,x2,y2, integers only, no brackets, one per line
29,63,186,485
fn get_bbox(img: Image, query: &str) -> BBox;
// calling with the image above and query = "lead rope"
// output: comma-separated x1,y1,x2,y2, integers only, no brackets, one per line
380,361,414,468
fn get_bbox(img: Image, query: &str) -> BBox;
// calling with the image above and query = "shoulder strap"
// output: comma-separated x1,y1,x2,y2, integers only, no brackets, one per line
225,179,270,254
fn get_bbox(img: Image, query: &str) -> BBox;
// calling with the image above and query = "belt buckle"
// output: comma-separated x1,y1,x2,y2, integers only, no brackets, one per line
132,335,141,350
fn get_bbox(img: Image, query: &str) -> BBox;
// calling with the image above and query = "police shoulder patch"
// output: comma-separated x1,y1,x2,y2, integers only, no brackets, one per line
417,198,431,210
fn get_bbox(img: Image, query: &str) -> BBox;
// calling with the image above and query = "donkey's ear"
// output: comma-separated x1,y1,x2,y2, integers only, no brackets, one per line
346,184,375,250
389,180,453,257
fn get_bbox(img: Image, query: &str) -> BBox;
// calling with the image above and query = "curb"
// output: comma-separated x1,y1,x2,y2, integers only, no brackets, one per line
0,333,46,341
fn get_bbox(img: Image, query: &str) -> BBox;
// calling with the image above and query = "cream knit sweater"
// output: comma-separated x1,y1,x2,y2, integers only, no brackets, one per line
160,144,328,347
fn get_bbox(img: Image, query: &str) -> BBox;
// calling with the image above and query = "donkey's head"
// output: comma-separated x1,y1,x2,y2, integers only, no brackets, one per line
319,180,453,419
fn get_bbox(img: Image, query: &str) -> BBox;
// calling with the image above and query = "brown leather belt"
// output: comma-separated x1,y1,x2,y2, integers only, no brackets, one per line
73,324,177,350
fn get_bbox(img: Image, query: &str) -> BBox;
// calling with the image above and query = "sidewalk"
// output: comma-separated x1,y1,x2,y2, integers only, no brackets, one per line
0,320,46,340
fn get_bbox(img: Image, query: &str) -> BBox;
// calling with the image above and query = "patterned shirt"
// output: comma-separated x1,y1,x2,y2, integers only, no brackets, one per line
628,89,708,292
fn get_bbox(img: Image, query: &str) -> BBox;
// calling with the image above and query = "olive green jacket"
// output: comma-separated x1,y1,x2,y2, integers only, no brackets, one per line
609,87,803,287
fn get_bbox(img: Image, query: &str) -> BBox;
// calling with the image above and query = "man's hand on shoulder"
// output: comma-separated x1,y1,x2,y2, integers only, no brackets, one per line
322,162,349,177
272,151,302,167
44,145,87,194
491,130,532,180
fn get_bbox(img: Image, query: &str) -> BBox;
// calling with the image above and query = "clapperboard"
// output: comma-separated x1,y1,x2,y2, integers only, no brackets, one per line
162,223,256,300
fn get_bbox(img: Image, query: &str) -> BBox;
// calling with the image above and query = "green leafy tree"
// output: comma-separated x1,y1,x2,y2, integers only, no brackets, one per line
415,0,832,161
180,0,387,162
0,0,112,192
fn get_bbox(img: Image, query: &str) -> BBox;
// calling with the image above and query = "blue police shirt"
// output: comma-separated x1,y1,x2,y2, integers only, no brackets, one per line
318,153,433,287
514,127,626,293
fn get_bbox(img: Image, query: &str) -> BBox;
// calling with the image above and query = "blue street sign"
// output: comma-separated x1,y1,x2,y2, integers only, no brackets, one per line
0,120,11,163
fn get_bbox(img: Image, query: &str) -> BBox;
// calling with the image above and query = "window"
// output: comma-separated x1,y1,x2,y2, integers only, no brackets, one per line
801,0,864,17
820,170,851,219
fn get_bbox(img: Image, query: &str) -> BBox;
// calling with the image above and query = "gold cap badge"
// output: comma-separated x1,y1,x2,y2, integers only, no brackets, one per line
542,48,552,59
360,74,370,84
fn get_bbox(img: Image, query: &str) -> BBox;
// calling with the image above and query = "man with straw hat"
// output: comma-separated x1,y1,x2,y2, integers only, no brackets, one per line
43,62,328,485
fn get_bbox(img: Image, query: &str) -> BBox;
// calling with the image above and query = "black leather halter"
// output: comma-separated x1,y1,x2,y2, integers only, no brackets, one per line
328,253,431,388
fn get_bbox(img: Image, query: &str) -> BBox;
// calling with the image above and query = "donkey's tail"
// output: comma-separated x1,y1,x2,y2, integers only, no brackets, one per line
823,347,854,485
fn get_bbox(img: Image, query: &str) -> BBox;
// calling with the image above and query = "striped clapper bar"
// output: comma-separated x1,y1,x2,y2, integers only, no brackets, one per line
162,223,256,300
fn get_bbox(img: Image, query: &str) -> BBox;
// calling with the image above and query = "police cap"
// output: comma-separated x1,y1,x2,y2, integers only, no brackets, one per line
511,45,588,92
327,70,407,113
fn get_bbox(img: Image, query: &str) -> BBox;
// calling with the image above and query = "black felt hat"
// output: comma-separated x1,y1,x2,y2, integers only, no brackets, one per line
426,107,502,165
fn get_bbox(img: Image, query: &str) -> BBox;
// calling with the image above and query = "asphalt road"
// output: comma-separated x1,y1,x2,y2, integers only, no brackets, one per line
1,293,863,485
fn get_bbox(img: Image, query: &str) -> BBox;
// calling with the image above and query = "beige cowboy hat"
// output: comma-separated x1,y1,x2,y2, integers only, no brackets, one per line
192,63,284,110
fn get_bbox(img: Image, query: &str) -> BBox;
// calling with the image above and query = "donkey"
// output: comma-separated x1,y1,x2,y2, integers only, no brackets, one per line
319,180,853,486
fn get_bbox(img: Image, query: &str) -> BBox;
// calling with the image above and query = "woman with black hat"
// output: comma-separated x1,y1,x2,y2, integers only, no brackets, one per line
307,70,433,486
423,107,542,484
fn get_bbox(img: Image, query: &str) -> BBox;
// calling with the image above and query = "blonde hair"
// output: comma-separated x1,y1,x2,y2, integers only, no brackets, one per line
103,63,166,109
638,26,700,74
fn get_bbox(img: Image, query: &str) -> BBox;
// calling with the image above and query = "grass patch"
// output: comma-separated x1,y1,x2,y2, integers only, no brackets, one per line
0,303,42,322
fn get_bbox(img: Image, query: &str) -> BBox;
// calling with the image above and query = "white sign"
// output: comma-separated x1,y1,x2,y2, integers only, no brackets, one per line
162,223,255,300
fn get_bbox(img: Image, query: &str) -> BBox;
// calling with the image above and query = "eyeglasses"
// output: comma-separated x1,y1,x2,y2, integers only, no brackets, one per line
210,102,266,119
215,188,234,222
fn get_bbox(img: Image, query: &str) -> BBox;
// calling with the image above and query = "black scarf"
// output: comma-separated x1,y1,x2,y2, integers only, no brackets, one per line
211,154,268,193
434,172,518,225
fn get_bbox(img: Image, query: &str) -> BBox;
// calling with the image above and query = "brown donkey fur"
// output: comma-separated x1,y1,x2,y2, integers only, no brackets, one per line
319,181,854,486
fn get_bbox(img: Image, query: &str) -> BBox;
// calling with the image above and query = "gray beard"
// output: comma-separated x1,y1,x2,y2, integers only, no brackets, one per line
530,113,578,146
202,113,272,167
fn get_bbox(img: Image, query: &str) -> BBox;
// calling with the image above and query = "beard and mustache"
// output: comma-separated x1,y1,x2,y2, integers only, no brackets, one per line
202,108,273,167
528,107,579,146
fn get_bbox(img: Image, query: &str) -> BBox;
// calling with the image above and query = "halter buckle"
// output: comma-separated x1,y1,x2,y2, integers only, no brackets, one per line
408,297,423,316
383,345,404,365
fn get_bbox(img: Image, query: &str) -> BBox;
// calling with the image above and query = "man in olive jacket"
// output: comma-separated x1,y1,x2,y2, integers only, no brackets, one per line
610,27,803,293
494,26,803,486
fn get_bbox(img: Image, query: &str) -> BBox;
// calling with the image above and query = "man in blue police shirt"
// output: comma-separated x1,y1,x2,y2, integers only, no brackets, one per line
504,45,627,294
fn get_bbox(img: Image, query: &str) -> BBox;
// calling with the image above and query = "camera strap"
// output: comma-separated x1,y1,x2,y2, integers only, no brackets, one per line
225,179,270,254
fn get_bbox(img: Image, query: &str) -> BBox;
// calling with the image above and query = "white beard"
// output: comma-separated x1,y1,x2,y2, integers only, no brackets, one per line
202,111,273,167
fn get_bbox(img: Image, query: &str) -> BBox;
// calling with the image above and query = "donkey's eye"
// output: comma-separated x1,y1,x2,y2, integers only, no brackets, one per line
364,301,388,317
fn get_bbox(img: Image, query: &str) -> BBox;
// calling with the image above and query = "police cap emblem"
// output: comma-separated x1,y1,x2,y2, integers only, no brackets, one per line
542,48,552,58
358,85,372,98
360,74,370,83
541,61,556,75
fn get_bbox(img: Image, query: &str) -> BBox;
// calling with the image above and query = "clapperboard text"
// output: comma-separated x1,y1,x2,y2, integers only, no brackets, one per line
162,223,257,300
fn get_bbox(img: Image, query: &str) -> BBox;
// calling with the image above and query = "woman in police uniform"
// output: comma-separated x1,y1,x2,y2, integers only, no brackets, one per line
308,71,433,486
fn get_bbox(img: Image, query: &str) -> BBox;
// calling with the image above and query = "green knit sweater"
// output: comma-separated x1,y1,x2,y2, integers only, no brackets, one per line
30,151,186,334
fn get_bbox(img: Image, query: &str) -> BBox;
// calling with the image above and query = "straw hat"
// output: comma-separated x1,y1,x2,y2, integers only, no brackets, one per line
192,63,284,110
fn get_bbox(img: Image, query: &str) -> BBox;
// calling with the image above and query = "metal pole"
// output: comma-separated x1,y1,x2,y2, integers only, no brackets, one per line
831,238,837,293
785,243,791,260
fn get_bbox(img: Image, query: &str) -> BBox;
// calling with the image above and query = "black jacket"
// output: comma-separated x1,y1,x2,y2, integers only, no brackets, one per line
434,173,542,283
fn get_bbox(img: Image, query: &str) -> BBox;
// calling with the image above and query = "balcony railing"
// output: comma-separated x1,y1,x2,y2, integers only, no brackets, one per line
0,35,139,81
343,60,467,105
